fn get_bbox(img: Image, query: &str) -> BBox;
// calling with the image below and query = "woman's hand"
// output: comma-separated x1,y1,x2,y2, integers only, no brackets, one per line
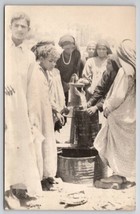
86,106,98,115
56,112,65,126
87,101,92,108
5,85,15,96
103,107,110,118
70,74,79,83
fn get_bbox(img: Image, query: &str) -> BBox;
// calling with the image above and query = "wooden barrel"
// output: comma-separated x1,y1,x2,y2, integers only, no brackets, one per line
75,110,99,147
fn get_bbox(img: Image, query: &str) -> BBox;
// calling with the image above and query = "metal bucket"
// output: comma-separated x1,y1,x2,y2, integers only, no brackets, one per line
57,148,107,185
58,155,96,184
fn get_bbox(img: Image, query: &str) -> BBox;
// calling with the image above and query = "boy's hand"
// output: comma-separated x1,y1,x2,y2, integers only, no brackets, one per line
56,112,65,125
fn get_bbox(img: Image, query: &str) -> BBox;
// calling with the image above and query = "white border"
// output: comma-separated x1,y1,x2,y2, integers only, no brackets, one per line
1,0,139,214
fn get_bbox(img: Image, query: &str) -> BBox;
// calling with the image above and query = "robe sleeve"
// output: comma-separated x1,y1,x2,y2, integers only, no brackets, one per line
103,68,129,112
82,58,93,85
27,64,45,143
88,69,118,111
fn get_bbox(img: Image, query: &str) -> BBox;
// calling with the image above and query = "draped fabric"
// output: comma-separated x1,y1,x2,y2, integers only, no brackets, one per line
45,68,65,119
5,40,42,196
94,39,136,178
82,57,108,94
27,62,57,180
87,54,121,111
82,57,108,124
94,69,136,177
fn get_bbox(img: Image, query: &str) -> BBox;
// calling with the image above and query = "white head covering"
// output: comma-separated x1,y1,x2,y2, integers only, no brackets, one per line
117,39,136,77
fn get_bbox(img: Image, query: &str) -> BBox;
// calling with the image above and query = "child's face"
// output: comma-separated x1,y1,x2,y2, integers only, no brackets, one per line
106,59,114,72
87,45,95,57
41,56,57,71
10,19,29,42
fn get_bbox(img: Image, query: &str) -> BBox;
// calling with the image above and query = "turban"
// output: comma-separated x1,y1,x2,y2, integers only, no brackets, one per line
117,39,136,76
58,35,75,48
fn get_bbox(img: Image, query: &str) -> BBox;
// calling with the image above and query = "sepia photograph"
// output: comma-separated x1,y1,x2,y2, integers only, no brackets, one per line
4,5,136,211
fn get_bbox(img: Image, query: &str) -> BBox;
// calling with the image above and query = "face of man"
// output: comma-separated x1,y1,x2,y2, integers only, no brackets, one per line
10,19,29,43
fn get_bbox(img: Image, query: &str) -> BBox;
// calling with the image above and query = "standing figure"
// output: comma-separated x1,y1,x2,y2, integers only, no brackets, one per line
56,34,83,106
94,39,136,189
78,39,112,100
31,40,67,131
28,43,63,190
86,54,121,115
82,41,96,65
5,12,42,209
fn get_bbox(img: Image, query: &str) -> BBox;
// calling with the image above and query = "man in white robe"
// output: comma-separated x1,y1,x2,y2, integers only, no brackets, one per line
5,12,42,209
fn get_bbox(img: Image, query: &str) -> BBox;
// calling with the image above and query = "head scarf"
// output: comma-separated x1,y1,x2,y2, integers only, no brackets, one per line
116,39,136,76
93,39,112,57
58,34,75,48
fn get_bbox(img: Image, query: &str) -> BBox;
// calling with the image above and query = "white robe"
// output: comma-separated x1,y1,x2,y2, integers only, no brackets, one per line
94,68,136,178
27,63,57,180
82,57,107,94
5,41,42,196
45,68,65,123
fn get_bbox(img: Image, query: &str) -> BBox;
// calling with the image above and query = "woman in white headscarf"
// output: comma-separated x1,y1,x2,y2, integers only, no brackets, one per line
94,39,136,188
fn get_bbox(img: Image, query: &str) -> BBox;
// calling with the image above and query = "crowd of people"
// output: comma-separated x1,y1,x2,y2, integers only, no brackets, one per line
5,12,136,209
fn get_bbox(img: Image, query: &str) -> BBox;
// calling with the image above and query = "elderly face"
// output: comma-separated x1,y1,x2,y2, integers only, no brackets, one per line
97,45,108,58
10,19,29,42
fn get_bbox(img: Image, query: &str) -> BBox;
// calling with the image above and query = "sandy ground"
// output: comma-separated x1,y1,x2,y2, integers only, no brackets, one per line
20,181,135,211
6,118,135,211
23,118,135,211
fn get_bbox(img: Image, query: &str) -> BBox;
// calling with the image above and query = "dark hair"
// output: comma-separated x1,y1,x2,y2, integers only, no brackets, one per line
93,40,112,57
111,60,120,72
31,41,55,60
11,12,30,27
